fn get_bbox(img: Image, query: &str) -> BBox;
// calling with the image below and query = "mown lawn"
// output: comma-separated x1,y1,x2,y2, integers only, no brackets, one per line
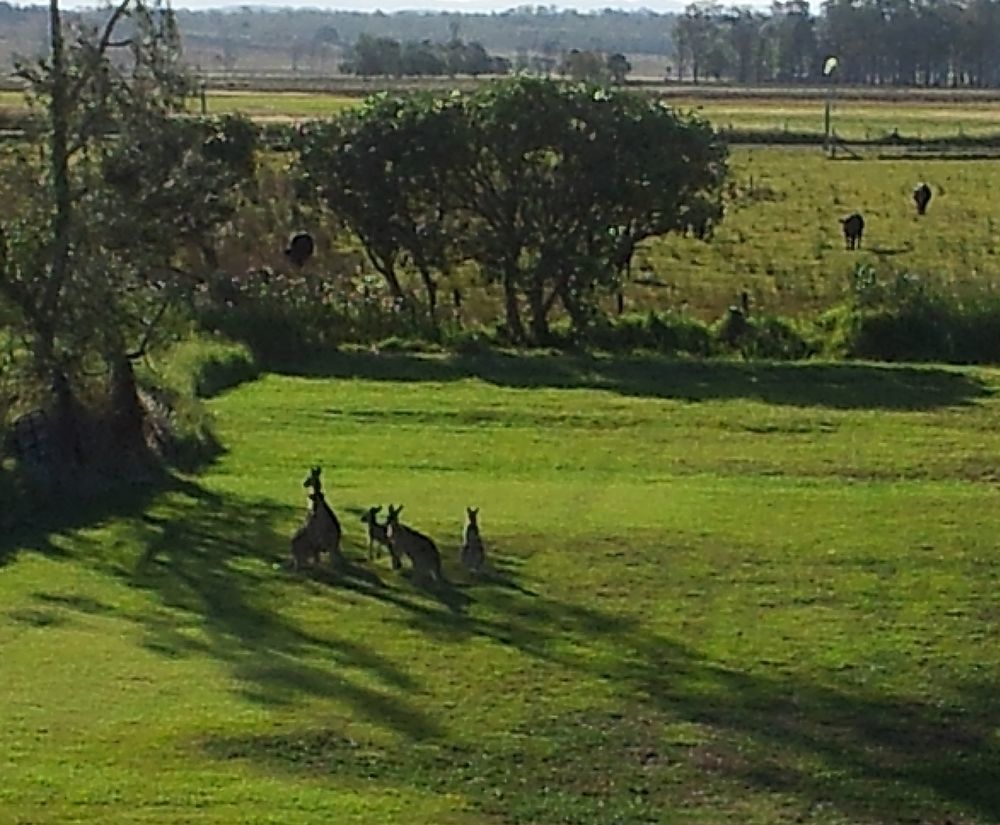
1,353,998,824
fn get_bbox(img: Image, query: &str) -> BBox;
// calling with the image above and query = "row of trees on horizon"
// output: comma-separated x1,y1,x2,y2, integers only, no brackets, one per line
676,0,1000,86
4,1,1000,87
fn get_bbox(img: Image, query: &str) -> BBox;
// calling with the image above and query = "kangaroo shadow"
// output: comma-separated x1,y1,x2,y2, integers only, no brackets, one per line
24,475,443,741
280,350,991,412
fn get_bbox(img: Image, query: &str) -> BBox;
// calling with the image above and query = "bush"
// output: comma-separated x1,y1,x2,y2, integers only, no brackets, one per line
134,335,255,471
824,267,1000,365
581,311,715,356
150,335,259,399
713,313,817,360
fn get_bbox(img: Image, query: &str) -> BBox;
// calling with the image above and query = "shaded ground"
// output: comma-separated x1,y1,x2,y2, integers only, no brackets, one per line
282,349,992,412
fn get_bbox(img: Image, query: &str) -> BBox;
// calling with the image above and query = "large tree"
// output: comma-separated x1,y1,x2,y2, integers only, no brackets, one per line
454,78,726,343
0,0,255,466
294,78,725,345
295,92,466,326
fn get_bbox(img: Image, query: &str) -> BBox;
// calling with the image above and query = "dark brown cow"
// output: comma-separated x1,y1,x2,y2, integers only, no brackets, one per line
913,183,932,216
839,213,865,250
284,232,315,267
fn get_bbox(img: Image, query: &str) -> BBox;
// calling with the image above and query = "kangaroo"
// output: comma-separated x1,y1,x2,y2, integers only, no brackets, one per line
289,492,326,570
361,505,399,568
303,466,344,567
460,506,486,574
385,504,445,584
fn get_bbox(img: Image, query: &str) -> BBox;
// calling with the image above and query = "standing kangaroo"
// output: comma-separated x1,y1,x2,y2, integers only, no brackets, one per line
302,466,344,567
385,504,445,584
361,505,399,568
290,491,329,570
460,507,486,574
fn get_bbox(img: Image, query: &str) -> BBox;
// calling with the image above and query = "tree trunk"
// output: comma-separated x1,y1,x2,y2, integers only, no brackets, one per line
109,353,148,458
501,272,525,343
418,267,438,327
526,279,550,345
45,0,72,321
50,367,84,468
366,249,407,304
557,280,590,335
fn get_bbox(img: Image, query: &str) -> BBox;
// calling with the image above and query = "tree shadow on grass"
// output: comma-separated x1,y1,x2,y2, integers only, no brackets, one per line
281,350,992,412
19,474,449,741
0,468,171,570
206,556,1000,825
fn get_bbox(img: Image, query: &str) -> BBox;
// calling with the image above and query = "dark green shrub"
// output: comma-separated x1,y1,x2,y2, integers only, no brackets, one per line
822,267,1000,365
583,311,714,356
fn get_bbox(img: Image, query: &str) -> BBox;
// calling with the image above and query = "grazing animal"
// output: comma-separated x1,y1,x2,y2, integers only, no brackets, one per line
385,504,445,584
284,232,315,267
913,182,932,216
361,505,398,567
839,213,865,250
302,466,344,567
460,507,486,574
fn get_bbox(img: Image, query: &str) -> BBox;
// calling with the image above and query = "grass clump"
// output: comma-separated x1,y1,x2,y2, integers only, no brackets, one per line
151,334,259,399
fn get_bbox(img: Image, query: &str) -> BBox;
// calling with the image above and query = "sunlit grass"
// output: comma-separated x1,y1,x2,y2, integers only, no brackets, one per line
2,353,999,823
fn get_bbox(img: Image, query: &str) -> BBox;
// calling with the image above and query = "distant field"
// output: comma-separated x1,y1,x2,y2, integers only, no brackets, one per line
200,89,359,120
200,89,1000,141
677,98,1000,141
629,147,1000,319
7,86,1000,141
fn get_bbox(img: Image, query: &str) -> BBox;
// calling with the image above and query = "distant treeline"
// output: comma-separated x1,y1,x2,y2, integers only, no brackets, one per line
675,0,1000,87
2,1,1000,87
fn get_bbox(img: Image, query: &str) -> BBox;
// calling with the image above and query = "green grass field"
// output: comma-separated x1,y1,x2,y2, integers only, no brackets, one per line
628,147,1000,319
3,353,999,823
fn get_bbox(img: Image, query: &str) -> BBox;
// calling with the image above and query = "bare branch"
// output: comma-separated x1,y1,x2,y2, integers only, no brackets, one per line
125,272,186,360
69,0,131,101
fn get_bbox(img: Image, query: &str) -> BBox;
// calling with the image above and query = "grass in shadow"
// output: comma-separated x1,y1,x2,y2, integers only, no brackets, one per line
205,566,1000,825
281,350,992,412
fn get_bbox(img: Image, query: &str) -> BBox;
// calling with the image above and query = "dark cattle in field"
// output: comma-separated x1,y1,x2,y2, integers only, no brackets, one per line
913,183,932,215
284,232,315,267
839,213,865,250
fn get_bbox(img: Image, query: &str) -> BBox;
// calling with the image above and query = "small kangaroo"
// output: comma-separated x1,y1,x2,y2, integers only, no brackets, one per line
385,504,445,584
302,466,344,567
460,506,486,574
361,505,399,568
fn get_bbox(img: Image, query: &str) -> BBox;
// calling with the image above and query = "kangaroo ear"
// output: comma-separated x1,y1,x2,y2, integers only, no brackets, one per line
374,505,382,514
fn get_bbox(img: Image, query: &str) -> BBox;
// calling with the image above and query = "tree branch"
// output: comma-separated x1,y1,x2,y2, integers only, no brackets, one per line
69,0,131,102
125,287,173,361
